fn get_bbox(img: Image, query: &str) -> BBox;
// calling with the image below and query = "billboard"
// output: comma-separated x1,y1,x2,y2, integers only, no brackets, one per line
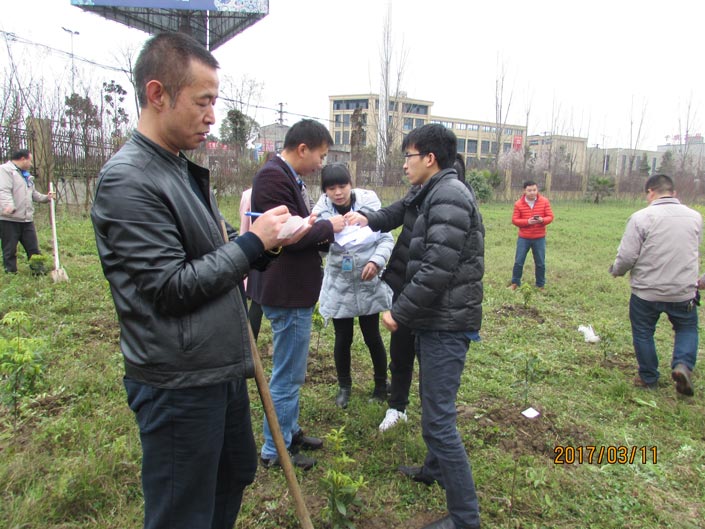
70,0,268,12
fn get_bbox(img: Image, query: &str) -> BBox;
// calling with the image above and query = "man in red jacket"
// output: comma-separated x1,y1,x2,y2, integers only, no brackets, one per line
509,181,554,290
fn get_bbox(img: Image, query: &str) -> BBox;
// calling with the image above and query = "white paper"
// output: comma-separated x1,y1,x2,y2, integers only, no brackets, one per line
277,215,310,239
334,225,376,248
521,407,540,419
577,324,601,343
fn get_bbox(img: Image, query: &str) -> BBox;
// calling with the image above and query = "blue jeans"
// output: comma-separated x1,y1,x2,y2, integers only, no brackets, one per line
124,377,257,529
260,305,314,459
416,331,480,529
629,294,698,384
512,236,546,287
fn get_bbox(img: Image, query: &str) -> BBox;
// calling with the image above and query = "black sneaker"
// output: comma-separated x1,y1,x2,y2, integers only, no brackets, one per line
335,387,351,409
398,465,437,486
291,429,323,451
260,452,316,471
369,384,388,403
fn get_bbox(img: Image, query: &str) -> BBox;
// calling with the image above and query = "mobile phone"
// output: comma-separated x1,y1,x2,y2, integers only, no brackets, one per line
532,215,540,220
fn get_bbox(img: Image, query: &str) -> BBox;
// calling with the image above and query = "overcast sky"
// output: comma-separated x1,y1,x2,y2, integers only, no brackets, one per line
2,0,703,150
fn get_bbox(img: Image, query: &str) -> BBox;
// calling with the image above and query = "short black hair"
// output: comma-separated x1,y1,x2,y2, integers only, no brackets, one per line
645,173,674,194
320,163,351,191
453,153,466,182
401,123,456,170
283,119,333,151
134,32,219,108
523,180,537,189
11,149,30,161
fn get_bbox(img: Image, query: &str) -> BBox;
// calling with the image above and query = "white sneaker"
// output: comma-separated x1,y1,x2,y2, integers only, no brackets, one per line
379,408,408,432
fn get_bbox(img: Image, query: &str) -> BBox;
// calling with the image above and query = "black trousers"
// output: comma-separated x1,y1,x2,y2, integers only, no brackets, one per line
124,377,257,529
387,320,416,412
333,313,388,389
0,220,41,273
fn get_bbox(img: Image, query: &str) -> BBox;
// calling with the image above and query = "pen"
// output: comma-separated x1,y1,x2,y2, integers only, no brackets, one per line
245,211,263,217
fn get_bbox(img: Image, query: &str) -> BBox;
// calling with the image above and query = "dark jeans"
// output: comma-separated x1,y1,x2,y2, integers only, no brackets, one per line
416,331,480,529
0,220,41,273
333,313,388,388
387,321,416,411
124,377,257,529
629,293,698,384
511,236,546,287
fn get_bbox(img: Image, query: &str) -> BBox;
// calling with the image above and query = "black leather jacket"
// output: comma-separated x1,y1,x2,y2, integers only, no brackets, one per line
92,132,267,388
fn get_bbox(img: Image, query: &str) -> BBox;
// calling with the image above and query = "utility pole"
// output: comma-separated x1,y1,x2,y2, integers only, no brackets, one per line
62,26,79,94
277,102,285,125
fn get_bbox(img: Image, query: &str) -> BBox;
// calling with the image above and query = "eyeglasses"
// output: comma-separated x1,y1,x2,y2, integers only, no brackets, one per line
403,152,426,159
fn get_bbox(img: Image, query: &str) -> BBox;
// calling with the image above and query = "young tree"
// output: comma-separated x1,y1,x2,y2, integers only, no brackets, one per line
102,80,130,139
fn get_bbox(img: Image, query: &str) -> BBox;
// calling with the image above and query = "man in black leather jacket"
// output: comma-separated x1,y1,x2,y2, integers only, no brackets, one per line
91,32,310,529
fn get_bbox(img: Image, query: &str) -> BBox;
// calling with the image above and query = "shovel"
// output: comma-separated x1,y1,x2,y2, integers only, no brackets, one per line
49,182,69,283
220,220,314,529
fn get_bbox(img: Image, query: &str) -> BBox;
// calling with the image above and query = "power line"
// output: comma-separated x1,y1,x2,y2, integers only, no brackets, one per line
2,30,335,127
1,30,128,74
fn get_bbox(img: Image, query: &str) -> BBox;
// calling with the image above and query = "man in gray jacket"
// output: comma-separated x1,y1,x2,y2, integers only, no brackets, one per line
0,149,52,273
610,174,701,396
92,32,310,529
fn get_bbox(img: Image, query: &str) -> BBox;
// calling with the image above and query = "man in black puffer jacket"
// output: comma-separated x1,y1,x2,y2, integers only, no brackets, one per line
360,124,483,529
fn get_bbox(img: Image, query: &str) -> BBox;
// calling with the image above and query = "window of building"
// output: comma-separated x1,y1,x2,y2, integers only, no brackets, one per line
457,138,466,152
504,128,513,135
481,140,490,154
342,114,350,125
403,117,414,131
604,154,610,172
361,131,367,146
468,124,479,131
334,131,341,145
388,101,398,111
402,103,429,115
415,118,425,128
491,142,498,154
503,143,511,153
335,114,341,124
529,139,539,146
343,131,350,145
467,140,478,154
482,125,492,133
333,99,369,111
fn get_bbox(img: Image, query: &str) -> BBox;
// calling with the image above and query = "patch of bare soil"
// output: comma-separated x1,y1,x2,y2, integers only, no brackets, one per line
495,303,545,323
459,396,592,461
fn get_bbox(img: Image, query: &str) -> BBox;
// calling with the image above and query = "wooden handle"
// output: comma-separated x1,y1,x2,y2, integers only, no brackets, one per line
221,218,314,529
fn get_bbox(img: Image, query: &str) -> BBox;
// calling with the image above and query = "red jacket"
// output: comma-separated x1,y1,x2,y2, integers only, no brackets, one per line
512,194,554,239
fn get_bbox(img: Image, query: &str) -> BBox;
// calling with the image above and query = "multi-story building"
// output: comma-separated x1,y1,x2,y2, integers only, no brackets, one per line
585,146,663,178
526,134,589,177
329,93,526,167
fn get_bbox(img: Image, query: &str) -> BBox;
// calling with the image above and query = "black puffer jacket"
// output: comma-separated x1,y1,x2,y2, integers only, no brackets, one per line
361,185,422,298
391,169,484,331
92,132,270,388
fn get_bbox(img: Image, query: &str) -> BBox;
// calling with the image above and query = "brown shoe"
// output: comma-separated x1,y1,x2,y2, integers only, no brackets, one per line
508,283,518,291
672,364,694,396
633,376,657,390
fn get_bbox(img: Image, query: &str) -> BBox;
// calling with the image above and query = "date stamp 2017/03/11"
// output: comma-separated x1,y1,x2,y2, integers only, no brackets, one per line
553,445,657,465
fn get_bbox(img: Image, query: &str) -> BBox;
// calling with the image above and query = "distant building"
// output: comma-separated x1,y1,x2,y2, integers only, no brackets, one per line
257,123,289,155
586,146,663,178
329,93,526,167
527,134,589,177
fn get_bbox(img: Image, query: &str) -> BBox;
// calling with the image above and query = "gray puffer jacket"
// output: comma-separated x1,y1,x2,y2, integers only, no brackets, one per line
391,169,484,331
313,189,394,320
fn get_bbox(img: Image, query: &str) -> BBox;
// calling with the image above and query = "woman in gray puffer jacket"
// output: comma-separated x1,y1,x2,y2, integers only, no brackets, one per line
313,164,394,408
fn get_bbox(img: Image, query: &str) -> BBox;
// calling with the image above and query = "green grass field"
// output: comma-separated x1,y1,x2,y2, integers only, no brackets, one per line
1,198,703,529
